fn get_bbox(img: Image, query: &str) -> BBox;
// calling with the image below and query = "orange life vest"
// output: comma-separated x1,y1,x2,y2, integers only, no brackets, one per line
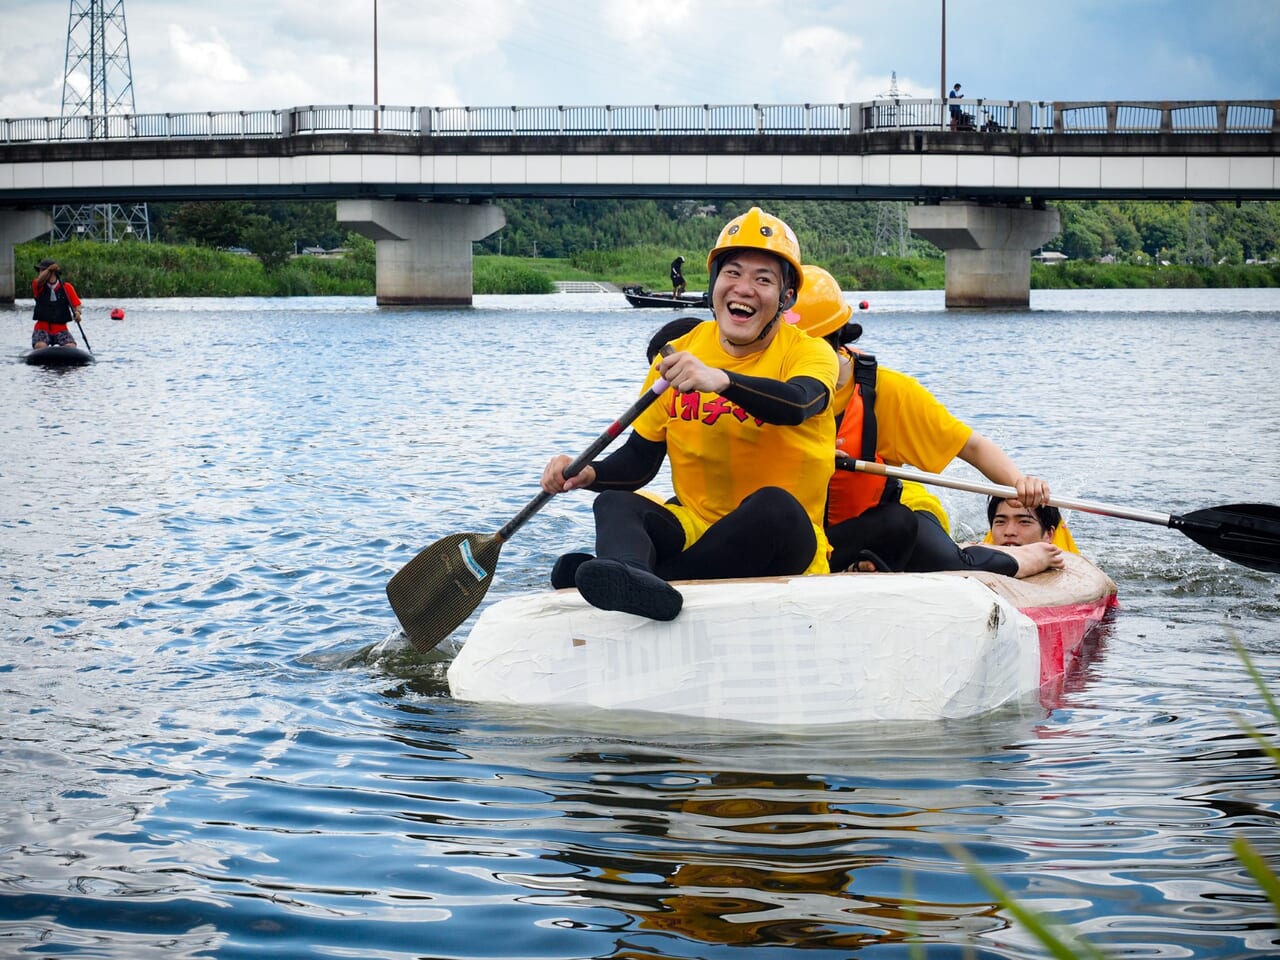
826,350,900,526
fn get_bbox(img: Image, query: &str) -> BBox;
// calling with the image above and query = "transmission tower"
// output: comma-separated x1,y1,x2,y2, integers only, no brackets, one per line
871,73,910,257
52,0,151,242
1184,203,1213,266
872,202,909,257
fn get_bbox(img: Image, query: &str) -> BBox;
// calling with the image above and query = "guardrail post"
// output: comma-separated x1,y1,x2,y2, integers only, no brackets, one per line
1159,102,1172,134
848,103,862,135
280,108,292,137
1106,103,1118,133
418,107,431,136
1217,102,1228,133
1016,101,1031,133
1273,100,1280,134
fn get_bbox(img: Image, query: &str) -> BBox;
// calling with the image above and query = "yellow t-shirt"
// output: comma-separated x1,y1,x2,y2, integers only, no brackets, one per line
634,320,839,573
833,361,972,532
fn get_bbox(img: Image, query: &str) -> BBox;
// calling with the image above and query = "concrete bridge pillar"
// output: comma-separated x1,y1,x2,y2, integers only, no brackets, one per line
0,208,53,303
336,199,506,306
908,201,1061,308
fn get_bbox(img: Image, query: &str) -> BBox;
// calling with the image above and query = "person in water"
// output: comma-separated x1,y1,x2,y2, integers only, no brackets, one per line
985,496,1078,552
670,255,687,297
540,207,838,621
30,259,84,349
790,264,1062,579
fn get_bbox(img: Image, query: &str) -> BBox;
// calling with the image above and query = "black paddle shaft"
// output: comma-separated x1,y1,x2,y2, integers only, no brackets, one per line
387,349,676,652
496,368,672,543
74,317,92,353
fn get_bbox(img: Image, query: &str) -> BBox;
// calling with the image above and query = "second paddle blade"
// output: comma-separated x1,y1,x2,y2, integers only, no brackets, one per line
386,532,504,653
1174,503,1280,574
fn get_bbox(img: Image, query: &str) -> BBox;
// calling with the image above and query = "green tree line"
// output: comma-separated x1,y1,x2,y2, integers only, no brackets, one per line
13,197,1279,297
142,196,1280,268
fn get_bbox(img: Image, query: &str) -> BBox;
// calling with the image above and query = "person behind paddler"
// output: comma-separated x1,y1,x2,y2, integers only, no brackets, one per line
789,264,1063,579
30,258,84,350
540,207,839,621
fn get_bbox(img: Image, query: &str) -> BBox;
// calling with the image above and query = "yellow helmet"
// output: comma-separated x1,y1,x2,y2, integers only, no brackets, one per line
706,207,804,297
792,264,852,338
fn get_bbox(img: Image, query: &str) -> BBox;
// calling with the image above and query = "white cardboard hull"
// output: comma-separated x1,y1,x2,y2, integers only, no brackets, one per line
447,559,1121,724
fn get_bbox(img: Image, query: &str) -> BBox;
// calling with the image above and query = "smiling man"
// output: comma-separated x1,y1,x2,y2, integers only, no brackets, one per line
541,207,839,621
988,497,1066,547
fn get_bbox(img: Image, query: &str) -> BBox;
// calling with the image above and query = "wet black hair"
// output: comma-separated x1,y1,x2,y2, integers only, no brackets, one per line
986,495,1061,534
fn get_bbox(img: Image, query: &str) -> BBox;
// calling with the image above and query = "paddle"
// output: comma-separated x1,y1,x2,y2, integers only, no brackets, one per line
838,457,1280,574
387,349,676,653
73,316,92,354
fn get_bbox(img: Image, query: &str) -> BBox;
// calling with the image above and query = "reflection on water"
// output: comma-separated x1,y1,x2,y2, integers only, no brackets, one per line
1,289,1278,959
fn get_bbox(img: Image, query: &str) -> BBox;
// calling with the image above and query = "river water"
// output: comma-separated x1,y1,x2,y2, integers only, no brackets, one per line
2,288,1278,959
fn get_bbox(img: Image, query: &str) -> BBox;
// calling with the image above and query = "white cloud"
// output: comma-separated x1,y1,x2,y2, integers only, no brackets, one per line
0,0,1276,118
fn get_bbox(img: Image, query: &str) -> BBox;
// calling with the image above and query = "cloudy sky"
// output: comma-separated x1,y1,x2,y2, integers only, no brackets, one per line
1,0,1277,119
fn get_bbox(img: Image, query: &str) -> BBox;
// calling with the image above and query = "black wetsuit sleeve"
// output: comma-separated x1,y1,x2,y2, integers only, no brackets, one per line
587,432,667,490
720,373,831,426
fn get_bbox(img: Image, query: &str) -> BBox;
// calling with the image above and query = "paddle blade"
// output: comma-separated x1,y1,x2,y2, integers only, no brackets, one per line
386,533,504,652
1173,504,1280,573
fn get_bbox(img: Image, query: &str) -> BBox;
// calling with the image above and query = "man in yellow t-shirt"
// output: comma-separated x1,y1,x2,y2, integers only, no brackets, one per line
540,208,838,621
791,264,1063,580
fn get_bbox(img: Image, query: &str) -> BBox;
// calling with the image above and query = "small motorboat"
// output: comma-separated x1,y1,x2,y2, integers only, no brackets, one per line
21,345,94,367
622,285,711,309
446,552,1118,725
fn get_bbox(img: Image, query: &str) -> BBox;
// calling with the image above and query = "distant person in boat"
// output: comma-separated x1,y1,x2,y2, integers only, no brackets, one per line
789,264,1061,580
541,207,838,621
670,256,687,297
984,496,1079,553
30,259,83,350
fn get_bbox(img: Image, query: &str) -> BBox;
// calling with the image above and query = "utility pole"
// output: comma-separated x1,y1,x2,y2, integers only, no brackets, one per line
53,0,151,243
940,0,947,127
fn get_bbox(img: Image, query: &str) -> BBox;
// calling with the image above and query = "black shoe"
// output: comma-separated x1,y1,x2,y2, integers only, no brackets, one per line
574,559,683,621
551,552,594,589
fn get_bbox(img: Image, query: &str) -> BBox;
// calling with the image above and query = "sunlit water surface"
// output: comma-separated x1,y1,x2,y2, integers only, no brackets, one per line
2,288,1278,959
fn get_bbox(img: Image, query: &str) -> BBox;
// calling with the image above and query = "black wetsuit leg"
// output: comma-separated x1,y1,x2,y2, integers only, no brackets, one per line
591,490,686,571
904,512,1019,577
657,486,817,581
826,501,917,572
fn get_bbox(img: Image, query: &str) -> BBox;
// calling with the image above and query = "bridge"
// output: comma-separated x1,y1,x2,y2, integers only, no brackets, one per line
3,98,1278,307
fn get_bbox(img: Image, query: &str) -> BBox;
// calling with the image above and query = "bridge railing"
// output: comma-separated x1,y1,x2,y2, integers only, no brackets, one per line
2,100,1277,143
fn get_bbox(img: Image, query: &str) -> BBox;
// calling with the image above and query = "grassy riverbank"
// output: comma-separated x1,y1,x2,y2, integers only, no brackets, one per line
13,239,1279,298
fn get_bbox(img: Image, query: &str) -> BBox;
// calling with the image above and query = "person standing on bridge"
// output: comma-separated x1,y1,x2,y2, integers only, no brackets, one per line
670,255,687,297
30,259,84,350
540,207,838,621
948,82,965,130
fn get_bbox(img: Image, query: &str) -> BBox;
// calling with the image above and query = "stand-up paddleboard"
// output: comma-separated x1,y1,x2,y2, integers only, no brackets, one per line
21,345,95,367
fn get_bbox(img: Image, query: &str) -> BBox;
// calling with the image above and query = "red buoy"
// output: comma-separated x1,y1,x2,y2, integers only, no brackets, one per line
110,308,125,320
858,300,869,311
